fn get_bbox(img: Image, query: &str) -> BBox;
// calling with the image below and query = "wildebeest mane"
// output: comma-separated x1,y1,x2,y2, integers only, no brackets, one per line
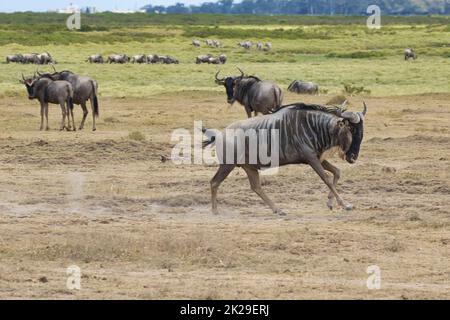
273,103,346,115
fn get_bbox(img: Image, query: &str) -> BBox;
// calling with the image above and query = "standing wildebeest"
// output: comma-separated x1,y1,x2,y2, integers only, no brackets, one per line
203,103,367,215
21,74,74,131
196,54,213,64
404,48,417,60
6,54,23,63
38,69,99,131
161,55,179,64
238,41,252,50
87,54,104,64
288,80,319,95
192,40,201,47
107,54,129,64
256,42,263,51
215,68,283,118
131,54,148,64
208,54,227,65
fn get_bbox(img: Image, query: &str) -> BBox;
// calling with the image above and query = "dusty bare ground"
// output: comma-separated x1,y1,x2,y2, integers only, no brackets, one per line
0,92,449,299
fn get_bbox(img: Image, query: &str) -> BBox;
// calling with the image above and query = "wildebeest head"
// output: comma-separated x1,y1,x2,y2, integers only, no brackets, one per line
215,68,245,104
336,103,367,164
20,73,38,99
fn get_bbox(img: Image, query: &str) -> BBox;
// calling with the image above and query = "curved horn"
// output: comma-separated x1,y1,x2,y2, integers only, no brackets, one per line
236,67,244,77
215,70,225,83
51,64,57,73
22,73,26,81
362,101,368,116
338,110,361,124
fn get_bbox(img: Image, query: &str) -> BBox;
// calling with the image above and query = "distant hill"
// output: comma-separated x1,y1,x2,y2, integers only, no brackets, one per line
142,0,450,15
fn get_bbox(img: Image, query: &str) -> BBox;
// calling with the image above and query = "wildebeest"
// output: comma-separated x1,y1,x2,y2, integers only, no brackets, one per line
37,52,56,65
87,54,104,64
205,39,214,47
202,103,367,215
131,54,148,64
208,54,227,65
6,54,23,63
107,54,129,64
196,54,213,64
264,42,272,51
21,74,74,131
215,68,283,118
192,40,201,47
22,53,40,64
212,40,222,48
288,80,319,95
161,55,179,64
404,48,417,60
238,41,252,50
147,54,160,64
38,68,99,131
256,42,263,51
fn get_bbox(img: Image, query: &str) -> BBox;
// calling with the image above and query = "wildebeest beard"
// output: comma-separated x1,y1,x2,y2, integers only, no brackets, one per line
345,120,364,163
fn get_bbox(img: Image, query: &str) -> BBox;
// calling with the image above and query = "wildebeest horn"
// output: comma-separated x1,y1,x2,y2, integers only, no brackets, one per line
215,70,225,83
237,67,245,77
51,64,57,73
338,110,360,124
362,102,368,116
22,73,26,81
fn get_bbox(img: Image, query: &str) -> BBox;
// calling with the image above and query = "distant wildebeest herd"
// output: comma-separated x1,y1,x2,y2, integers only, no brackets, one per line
6,52,56,65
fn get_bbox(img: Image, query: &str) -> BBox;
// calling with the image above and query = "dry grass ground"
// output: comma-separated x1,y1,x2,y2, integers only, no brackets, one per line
0,91,449,299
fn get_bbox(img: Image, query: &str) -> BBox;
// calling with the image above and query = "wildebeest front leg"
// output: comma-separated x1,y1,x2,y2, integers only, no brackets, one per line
39,103,45,131
59,103,67,131
308,157,352,211
322,160,341,210
210,164,235,214
242,166,286,215
79,102,88,130
244,105,252,118
44,103,50,131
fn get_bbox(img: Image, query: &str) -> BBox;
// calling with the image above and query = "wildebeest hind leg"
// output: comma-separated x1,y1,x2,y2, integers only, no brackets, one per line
242,166,285,216
308,158,352,211
59,103,67,131
79,102,88,130
210,164,235,215
322,160,341,210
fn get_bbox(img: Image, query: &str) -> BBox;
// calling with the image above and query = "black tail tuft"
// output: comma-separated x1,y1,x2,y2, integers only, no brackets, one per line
93,95,99,118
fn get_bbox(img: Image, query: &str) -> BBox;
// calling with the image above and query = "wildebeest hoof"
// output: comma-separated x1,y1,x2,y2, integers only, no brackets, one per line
92,128,97,132
344,204,353,211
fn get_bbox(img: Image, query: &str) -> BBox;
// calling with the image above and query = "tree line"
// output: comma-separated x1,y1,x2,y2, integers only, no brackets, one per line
142,0,450,15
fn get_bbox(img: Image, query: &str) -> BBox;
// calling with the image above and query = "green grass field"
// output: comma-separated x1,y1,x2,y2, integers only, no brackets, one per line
1,13,449,98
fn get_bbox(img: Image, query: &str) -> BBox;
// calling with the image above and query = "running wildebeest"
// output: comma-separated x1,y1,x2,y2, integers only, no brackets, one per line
404,48,417,60
38,68,99,131
21,74,74,131
131,54,148,64
202,102,368,215
288,80,319,95
87,54,104,64
215,68,283,118
107,54,129,64
6,54,23,63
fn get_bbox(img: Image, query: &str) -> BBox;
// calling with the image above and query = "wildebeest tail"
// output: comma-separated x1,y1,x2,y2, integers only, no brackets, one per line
91,80,99,118
202,127,216,148
67,85,74,110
